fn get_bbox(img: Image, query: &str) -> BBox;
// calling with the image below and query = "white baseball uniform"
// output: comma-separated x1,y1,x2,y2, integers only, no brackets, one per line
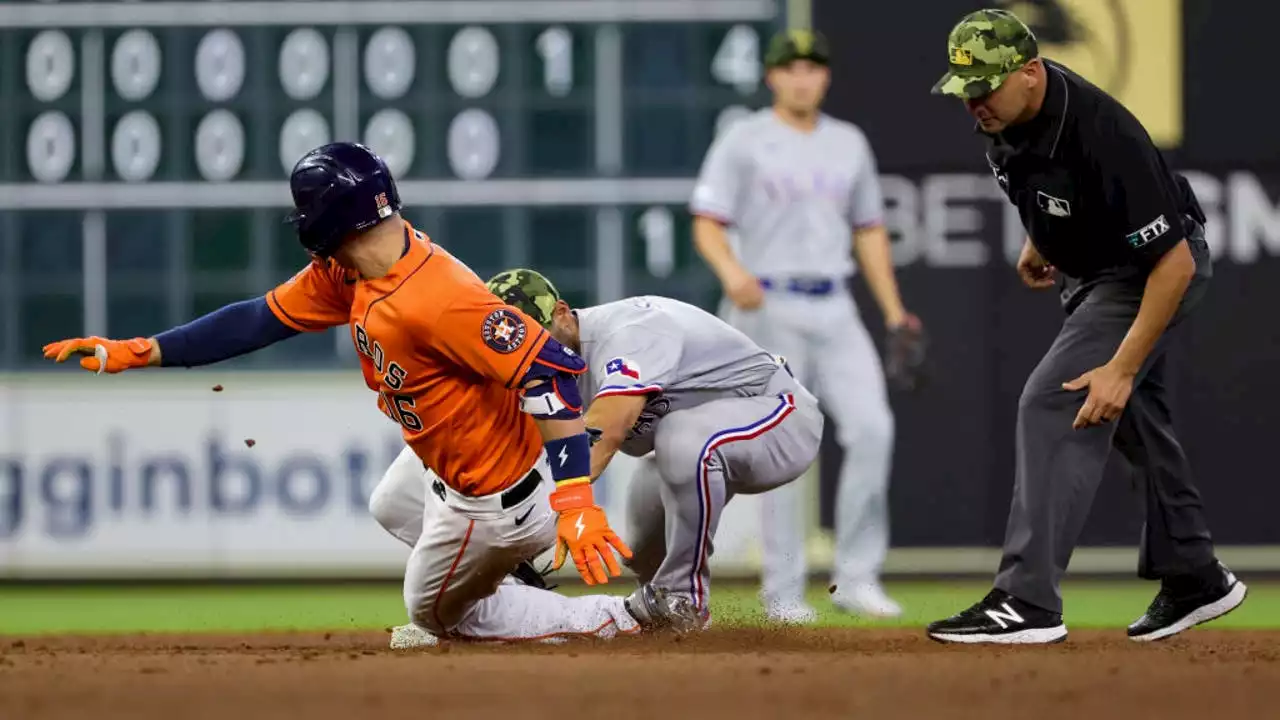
690,109,897,613
573,295,824,618
369,445,639,642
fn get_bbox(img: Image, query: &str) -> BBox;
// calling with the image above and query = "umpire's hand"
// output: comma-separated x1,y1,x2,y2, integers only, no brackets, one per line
1063,362,1135,429
1016,238,1056,289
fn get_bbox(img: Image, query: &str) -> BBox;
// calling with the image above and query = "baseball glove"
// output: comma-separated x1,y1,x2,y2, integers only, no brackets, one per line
884,315,928,392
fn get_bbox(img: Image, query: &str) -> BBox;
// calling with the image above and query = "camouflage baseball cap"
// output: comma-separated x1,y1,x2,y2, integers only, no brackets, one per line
764,29,830,68
931,9,1038,99
486,268,560,328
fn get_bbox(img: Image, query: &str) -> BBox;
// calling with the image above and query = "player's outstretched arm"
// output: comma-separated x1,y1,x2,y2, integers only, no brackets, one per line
582,395,648,482
45,258,353,374
43,297,300,374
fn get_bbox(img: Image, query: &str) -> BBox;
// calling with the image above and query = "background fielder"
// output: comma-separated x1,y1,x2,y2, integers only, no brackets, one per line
488,269,824,624
689,30,923,621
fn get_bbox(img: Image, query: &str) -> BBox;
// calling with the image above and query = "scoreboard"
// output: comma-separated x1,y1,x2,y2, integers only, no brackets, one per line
0,0,780,368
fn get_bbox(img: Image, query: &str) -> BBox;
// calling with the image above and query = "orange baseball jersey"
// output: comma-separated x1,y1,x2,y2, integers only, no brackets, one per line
266,222,549,496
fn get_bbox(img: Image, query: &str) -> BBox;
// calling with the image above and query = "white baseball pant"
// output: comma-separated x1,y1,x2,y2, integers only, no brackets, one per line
368,445,639,641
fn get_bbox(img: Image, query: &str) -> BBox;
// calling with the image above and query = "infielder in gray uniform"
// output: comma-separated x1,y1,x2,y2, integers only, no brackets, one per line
690,30,922,621
487,269,824,625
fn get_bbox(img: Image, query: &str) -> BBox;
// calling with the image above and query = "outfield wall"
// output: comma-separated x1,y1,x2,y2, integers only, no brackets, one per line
2,372,1277,580
0,371,812,579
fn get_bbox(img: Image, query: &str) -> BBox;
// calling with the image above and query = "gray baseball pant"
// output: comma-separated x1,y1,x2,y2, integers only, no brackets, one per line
995,236,1218,613
622,367,824,615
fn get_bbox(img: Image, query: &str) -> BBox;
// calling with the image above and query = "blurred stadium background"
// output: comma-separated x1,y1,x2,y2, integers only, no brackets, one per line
0,0,1277,631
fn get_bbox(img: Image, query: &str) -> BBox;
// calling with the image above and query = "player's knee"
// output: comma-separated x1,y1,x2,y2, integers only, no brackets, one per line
405,589,447,635
368,464,418,533
367,479,401,533
369,446,426,532
407,604,445,636
1017,369,1076,420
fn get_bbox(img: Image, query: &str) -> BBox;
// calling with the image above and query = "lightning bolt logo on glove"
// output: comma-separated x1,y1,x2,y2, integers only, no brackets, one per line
548,481,631,586
542,432,629,585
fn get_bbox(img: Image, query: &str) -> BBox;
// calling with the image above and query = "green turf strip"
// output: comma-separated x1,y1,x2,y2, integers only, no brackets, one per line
0,580,1274,635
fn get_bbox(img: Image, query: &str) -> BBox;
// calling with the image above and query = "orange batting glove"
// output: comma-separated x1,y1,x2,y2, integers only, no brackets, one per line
549,480,632,586
42,336,155,374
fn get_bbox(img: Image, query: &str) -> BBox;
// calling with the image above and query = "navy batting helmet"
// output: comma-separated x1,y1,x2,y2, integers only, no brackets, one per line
285,142,403,258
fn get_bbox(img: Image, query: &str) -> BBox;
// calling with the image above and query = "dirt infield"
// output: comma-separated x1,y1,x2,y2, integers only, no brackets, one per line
2,628,1278,720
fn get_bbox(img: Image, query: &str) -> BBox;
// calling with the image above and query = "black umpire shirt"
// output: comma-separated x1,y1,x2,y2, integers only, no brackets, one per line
983,60,1209,305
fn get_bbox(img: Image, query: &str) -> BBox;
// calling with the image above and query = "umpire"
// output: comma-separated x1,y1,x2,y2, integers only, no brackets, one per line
925,9,1246,645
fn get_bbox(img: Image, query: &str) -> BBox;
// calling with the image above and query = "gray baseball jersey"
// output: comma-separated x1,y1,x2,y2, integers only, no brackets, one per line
690,109,883,278
575,294,824,615
574,295,784,457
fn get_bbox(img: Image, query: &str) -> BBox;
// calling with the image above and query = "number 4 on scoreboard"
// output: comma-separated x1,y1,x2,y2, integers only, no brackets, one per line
712,25,761,95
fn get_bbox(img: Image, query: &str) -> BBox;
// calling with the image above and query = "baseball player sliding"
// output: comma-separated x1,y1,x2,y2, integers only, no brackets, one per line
690,29,925,621
488,269,824,627
42,142,693,644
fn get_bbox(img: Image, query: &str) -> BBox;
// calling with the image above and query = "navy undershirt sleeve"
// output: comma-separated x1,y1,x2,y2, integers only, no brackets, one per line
155,297,299,367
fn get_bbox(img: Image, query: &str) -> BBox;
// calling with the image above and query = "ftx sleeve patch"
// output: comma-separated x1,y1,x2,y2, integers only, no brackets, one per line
1126,214,1172,249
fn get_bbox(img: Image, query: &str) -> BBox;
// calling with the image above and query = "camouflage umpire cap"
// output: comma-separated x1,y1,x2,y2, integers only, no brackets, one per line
764,29,830,68
486,268,560,329
931,9,1038,99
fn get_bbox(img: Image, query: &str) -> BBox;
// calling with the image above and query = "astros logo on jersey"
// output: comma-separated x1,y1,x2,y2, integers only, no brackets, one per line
482,308,528,354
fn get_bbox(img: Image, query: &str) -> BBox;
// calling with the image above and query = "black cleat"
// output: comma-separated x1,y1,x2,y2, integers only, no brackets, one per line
509,559,554,590
1128,562,1248,642
927,589,1068,645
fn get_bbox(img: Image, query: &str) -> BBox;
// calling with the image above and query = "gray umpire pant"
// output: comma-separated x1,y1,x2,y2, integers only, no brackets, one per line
995,227,1218,614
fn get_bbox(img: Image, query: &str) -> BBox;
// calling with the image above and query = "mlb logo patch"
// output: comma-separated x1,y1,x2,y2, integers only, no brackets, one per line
1036,191,1072,218
375,192,393,218
605,357,641,380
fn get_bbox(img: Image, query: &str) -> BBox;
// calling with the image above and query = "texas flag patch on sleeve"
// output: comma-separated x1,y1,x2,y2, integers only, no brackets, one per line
605,357,641,380
596,356,662,398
